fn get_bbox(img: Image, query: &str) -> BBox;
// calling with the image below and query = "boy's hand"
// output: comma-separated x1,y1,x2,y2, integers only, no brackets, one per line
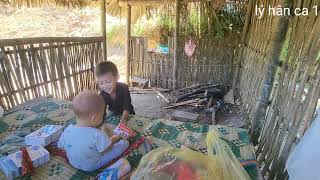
120,110,129,125
101,124,113,137
120,118,127,125
101,135,121,153
110,135,121,144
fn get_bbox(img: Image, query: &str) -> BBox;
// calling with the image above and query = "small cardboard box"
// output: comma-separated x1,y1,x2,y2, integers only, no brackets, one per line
0,145,50,180
25,125,64,146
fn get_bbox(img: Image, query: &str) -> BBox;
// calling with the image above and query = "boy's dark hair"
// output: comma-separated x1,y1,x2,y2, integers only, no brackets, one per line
95,61,118,77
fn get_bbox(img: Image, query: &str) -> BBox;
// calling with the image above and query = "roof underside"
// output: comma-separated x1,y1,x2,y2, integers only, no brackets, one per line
0,0,227,23
0,0,97,7
0,0,216,8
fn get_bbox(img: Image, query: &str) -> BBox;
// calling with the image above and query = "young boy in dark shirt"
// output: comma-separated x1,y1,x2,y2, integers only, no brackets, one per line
95,61,135,124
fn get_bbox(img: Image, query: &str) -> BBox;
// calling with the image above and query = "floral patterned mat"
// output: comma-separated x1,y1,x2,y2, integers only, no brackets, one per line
0,97,257,179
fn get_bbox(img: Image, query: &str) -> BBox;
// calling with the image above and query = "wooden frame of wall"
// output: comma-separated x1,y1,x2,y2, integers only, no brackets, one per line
101,0,107,61
123,0,182,88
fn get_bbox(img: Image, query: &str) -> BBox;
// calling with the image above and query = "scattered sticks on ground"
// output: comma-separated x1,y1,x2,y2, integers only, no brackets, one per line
131,82,241,125
163,98,202,109
153,88,170,103
163,83,226,110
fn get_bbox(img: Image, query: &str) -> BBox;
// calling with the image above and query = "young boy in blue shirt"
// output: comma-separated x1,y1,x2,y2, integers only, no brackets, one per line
95,61,135,124
58,91,129,171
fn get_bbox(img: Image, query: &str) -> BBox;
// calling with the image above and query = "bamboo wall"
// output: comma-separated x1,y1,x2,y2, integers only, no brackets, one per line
0,37,103,110
238,0,276,129
256,12,320,180
129,35,237,89
130,37,174,88
177,33,238,88
130,1,244,89
130,34,239,89
238,0,320,179
176,1,243,88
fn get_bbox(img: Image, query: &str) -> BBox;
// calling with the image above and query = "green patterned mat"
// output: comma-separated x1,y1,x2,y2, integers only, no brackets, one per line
0,97,257,180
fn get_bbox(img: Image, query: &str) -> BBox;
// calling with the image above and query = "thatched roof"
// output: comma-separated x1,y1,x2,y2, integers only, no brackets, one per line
0,0,98,8
0,0,218,8
0,0,177,7
118,0,225,6
0,0,224,23
118,0,175,6
0,0,170,21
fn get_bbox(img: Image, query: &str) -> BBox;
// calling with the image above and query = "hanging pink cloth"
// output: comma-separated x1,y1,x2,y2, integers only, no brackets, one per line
184,39,196,57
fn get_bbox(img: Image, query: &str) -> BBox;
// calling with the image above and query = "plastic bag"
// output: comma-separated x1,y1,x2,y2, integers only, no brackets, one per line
206,130,251,180
131,130,250,180
0,106,4,118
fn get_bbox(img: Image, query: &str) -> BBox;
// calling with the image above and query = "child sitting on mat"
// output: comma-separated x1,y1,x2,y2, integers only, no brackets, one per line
58,90,129,171
95,61,135,124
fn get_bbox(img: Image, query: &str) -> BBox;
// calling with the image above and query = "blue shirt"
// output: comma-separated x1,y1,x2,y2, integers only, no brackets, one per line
58,125,111,171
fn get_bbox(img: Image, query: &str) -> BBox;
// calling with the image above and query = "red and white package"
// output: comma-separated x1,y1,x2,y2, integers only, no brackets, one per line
113,123,136,139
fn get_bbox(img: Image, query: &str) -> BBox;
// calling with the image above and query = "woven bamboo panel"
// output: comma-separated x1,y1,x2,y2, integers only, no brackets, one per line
0,37,104,110
238,0,320,179
129,33,239,89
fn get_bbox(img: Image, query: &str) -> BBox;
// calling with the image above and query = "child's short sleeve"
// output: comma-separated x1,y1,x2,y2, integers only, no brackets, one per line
58,132,66,149
95,131,112,153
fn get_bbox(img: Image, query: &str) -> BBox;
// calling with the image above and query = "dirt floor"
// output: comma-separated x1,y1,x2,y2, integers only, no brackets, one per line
130,87,246,128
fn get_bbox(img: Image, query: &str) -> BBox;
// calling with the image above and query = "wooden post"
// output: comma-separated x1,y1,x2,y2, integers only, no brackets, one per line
173,0,181,90
126,4,132,85
101,0,107,60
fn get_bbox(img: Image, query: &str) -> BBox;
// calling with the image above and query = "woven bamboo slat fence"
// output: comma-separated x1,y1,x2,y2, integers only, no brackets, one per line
238,0,276,131
177,34,238,88
130,37,240,89
129,35,238,89
0,37,103,110
130,1,244,89
130,37,174,88
238,0,320,178
256,6,320,180
174,1,244,88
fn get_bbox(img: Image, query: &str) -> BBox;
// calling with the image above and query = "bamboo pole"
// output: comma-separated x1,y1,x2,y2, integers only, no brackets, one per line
232,0,255,90
126,4,132,84
101,0,107,60
250,0,292,144
173,0,181,90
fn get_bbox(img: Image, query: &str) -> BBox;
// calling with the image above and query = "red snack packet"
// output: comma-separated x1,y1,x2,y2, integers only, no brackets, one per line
113,123,136,139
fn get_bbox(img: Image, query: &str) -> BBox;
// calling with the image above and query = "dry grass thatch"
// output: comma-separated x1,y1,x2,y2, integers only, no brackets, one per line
1,0,219,7
0,0,176,8
0,0,171,22
0,0,228,21
0,0,98,8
